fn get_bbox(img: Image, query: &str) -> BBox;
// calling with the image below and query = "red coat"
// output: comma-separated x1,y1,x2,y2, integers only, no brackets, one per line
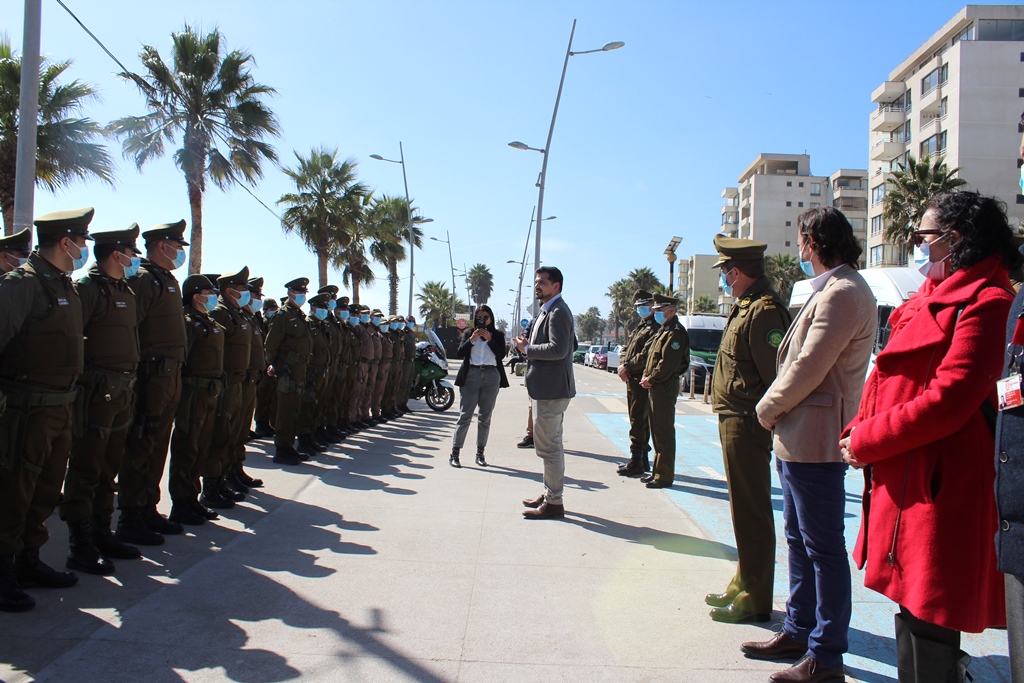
847,255,1013,633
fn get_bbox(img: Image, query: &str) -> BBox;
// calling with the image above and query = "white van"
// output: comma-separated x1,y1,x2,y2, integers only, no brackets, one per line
677,315,728,393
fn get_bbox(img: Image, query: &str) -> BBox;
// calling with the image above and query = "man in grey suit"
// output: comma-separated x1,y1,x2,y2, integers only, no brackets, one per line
513,267,576,520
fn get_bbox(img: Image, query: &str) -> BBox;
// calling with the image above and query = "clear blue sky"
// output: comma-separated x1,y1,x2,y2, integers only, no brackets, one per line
10,0,982,324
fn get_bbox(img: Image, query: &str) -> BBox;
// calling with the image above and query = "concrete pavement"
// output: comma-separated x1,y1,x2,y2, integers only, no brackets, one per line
0,360,1011,682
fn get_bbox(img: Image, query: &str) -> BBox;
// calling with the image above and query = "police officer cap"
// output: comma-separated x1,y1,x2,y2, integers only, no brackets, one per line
318,284,338,297
285,277,309,292
217,266,249,288
308,293,331,308
651,293,679,307
142,219,189,245
349,303,362,314
634,289,654,305
337,295,350,305
371,308,383,317
361,305,372,314
34,207,95,241
262,297,278,309
247,276,264,294
201,273,221,288
0,228,32,253
388,315,399,323
279,296,288,305
712,234,767,268
396,315,406,322
92,223,142,254
182,274,215,300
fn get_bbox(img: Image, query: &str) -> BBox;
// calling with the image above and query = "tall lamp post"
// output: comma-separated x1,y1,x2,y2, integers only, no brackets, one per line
430,232,457,320
507,206,555,324
370,143,432,317
664,236,682,293
508,21,623,315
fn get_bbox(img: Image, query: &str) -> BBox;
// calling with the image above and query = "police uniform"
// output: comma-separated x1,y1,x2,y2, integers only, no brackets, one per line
119,220,189,542
62,224,145,575
707,235,792,621
371,309,391,420
617,289,659,476
0,208,90,612
399,316,417,412
206,268,252,506
356,306,378,425
253,297,278,436
338,300,363,432
230,277,266,490
383,316,404,419
296,294,331,457
264,278,312,465
0,228,33,276
641,294,689,488
316,286,345,443
167,275,225,525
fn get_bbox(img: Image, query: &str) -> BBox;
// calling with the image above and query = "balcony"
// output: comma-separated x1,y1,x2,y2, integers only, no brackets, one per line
920,85,943,114
872,80,906,104
920,114,944,134
721,204,738,216
871,139,904,162
870,105,907,133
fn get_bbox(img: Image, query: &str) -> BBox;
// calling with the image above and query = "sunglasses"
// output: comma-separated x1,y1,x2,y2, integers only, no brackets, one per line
911,229,943,246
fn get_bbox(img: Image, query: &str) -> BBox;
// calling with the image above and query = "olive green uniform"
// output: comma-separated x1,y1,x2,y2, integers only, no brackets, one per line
383,328,404,414
373,327,392,418
0,254,84,556
121,260,186,510
208,299,251,478
254,311,277,429
237,307,265,462
339,316,362,425
621,318,660,461
264,301,312,449
61,264,140,526
349,320,373,423
323,313,345,429
399,327,417,409
168,307,224,503
712,278,791,614
297,317,329,437
643,316,689,485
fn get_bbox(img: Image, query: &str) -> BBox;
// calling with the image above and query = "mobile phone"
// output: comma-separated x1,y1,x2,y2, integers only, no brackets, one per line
474,317,487,329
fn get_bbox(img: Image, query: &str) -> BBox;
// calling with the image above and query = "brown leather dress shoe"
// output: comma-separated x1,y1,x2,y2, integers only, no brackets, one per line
705,591,737,608
645,480,673,489
522,494,545,508
523,502,565,519
741,631,808,661
640,474,655,484
709,603,770,623
769,655,845,682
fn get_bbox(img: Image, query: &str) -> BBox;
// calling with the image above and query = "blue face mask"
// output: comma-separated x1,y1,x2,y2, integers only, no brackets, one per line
398,322,406,330
313,308,328,320
799,259,815,278
719,271,733,297
123,255,141,279
235,290,251,308
292,293,306,307
360,314,371,324
636,306,650,319
169,245,186,270
389,322,398,330
202,294,217,313
327,299,337,311
264,309,276,319
372,316,382,326
249,298,263,312
654,311,667,325
66,241,87,271
339,310,350,321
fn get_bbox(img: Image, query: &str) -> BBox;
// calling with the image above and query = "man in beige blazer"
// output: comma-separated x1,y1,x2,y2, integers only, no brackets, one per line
741,208,877,683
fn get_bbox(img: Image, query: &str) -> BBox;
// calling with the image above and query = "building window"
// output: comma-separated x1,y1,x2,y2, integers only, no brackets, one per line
785,221,791,227
871,183,886,206
786,201,792,207
799,182,804,188
871,215,884,237
870,245,883,266
811,182,821,196
785,241,791,247
920,131,947,158
921,64,949,95
786,181,792,187
940,97,948,118
810,202,820,208
954,24,974,44
978,19,1024,42
798,202,804,208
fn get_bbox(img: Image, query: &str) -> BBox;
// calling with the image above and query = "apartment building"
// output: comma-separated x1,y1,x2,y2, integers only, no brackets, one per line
830,168,869,269
677,254,720,315
867,4,1024,267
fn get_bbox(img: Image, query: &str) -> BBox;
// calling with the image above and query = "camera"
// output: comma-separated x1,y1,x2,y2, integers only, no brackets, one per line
474,317,488,329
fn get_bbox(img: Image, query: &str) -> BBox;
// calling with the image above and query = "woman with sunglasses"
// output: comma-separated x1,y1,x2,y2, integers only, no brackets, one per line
450,305,509,467
840,191,1022,682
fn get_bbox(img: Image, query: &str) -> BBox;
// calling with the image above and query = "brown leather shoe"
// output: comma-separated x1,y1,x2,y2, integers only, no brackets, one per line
741,631,808,661
523,502,565,520
640,474,655,484
709,603,770,623
522,494,545,508
769,655,845,682
705,590,737,608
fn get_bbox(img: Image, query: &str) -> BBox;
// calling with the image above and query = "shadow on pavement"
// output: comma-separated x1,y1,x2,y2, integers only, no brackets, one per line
566,511,738,560
484,463,609,492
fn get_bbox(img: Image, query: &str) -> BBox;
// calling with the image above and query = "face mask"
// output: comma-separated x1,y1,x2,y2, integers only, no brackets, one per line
636,306,651,319
408,321,416,329
372,316,382,326
339,310,350,321
390,322,399,330
123,255,141,279
235,290,251,308
264,309,276,319
799,259,815,278
719,271,733,297
398,322,406,330
250,298,263,312
168,244,186,270
916,238,952,281
654,311,667,325
66,241,87,271
313,308,328,320
327,299,337,311
360,314,371,324
292,293,306,307
202,293,217,313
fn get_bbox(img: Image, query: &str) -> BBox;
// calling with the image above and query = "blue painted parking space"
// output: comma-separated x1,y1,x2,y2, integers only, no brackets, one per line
587,413,1011,682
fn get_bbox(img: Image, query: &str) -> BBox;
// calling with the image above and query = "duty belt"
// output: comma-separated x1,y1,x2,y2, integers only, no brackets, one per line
182,376,224,391
0,380,77,407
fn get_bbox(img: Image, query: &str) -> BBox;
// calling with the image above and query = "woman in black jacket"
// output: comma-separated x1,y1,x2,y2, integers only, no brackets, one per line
450,305,509,467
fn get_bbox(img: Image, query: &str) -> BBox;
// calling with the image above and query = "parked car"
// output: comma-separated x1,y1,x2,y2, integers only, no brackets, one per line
593,350,609,370
584,344,609,367
573,348,586,364
605,345,623,373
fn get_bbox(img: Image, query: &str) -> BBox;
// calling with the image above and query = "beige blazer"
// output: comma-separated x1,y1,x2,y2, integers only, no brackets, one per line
756,264,877,463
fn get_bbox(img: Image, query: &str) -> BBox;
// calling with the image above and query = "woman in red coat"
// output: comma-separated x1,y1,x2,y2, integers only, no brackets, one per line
840,191,1022,682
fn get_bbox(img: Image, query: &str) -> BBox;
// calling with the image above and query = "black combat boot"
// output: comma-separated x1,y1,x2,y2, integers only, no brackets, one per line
475,448,487,467
93,514,142,559
191,497,220,520
318,426,340,444
231,463,263,488
295,435,317,459
168,499,206,526
219,476,246,501
142,506,184,535
449,447,461,468
224,468,250,496
0,554,34,612
200,477,235,509
618,453,645,477
253,421,275,438
65,518,115,576
642,452,651,472
116,508,166,546
273,445,304,466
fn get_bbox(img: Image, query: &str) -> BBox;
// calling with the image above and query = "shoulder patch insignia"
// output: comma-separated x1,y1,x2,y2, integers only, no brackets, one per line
738,298,751,309
761,295,777,310
767,329,784,348
670,341,681,350
57,297,70,306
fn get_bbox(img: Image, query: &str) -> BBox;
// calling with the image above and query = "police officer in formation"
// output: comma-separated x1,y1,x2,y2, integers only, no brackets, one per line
233,277,266,491
705,235,792,624
264,278,312,465
615,289,659,477
297,293,331,456
0,228,32,275
253,296,278,437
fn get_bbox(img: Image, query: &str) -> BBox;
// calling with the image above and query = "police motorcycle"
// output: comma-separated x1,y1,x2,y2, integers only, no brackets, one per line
410,328,455,411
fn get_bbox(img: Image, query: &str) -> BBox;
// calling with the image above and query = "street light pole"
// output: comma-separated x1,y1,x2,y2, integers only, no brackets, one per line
430,232,457,320
13,0,42,234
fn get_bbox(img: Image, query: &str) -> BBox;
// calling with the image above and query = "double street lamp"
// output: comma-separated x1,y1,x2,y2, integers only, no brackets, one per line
429,232,457,320
508,20,623,315
507,206,555,325
370,143,433,318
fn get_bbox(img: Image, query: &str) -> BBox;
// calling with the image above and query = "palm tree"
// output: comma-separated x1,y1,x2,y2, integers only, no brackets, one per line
575,306,605,343
627,267,662,295
277,147,367,289
417,280,466,328
0,37,114,233
605,278,632,343
108,26,281,272
466,263,494,305
882,154,968,248
365,194,425,315
331,194,375,304
765,253,804,305
693,295,717,313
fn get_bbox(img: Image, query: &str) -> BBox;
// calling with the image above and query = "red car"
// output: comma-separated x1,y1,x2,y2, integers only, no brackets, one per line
593,351,608,370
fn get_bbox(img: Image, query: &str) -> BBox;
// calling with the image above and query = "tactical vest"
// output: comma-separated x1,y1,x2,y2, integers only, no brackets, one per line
212,303,251,375
243,310,265,372
133,263,186,362
183,310,224,378
80,273,140,373
0,258,84,387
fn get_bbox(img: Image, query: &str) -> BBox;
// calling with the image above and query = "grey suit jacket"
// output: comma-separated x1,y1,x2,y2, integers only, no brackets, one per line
525,296,577,401
756,264,877,463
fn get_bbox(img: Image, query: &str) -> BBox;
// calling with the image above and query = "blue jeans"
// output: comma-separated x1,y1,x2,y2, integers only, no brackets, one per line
777,458,851,669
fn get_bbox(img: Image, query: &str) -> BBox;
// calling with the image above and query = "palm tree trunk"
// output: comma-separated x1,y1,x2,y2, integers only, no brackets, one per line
388,261,399,316
186,174,203,274
317,247,328,291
